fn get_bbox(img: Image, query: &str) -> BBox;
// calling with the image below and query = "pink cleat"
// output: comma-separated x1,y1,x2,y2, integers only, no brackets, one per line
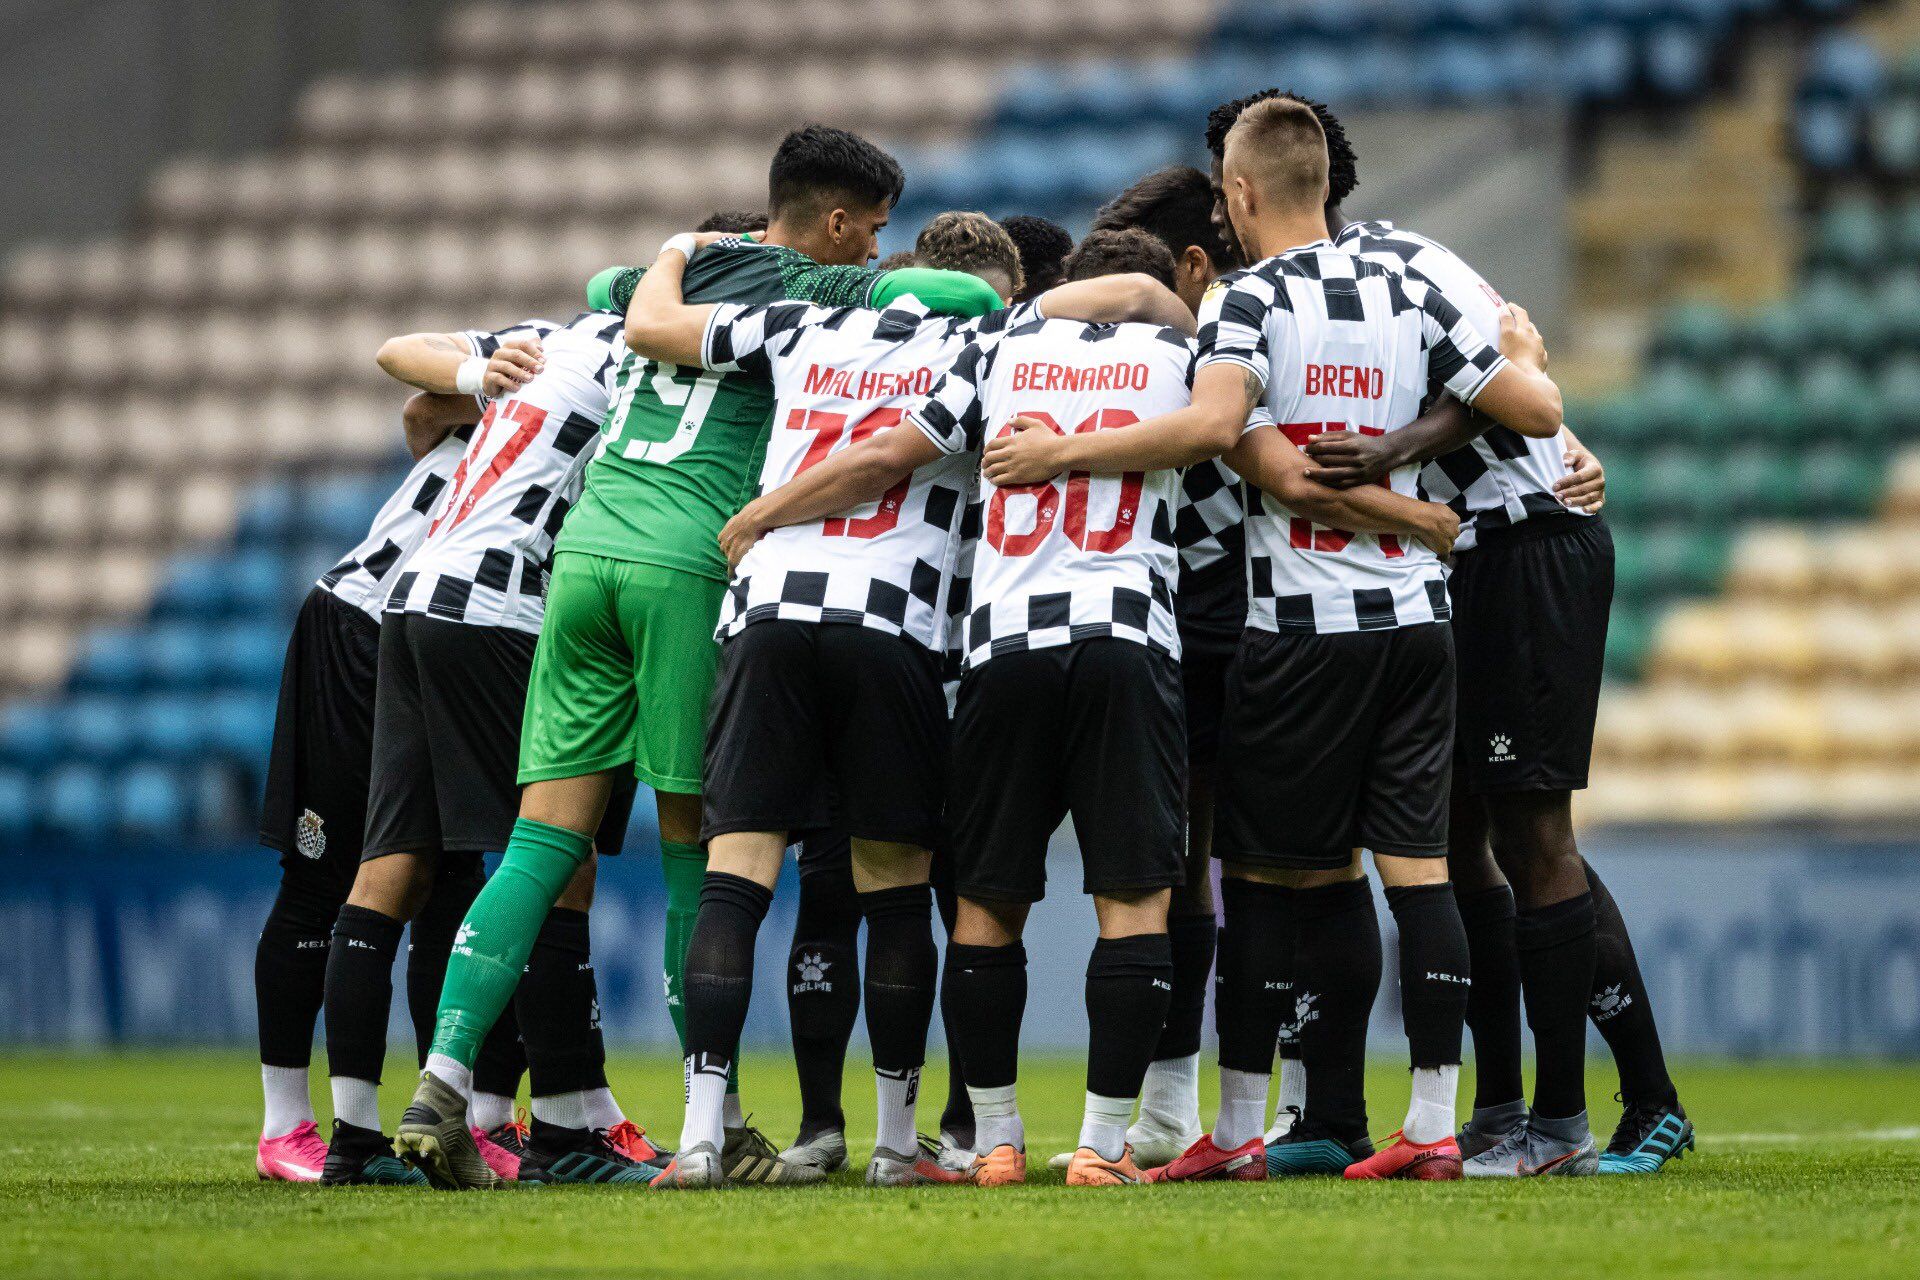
472,1125,523,1183
257,1120,329,1182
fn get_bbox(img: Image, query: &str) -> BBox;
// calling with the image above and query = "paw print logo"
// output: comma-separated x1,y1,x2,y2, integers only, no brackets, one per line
1489,733,1515,761
798,952,832,984
454,921,476,948
1592,983,1631,1019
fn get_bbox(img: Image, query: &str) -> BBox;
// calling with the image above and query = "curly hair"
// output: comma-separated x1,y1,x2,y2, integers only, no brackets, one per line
1204,89,1358,206
1063,227,1178,289
914,211,1024,297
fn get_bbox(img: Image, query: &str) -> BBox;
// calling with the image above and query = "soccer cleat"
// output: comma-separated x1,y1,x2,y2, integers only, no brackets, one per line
1066,1145,1147,1186
1141,1134,1265,1183
868,1137,969,1186
967,1143,1028,1187
517,1120,654,1185
393,1070,501,1190
724,1123,825,1185
471,1126,521,1182
1342,1130,1463,1181
1464,1123,1599,1178
1048,1110,1200,1171
1263,1104,1303,1147
256,1119,328,1182
1457,1103,1529,1161
649,1141,725,1189
934,1130,975,1174
605,1119,667,1168
319,1120,427,1187
779,1126,849,1177
1600,1100,1694,1174
1266,1120,1374,1177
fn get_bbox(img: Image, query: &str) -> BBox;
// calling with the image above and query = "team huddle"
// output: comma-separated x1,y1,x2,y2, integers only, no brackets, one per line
250,91,1696,1192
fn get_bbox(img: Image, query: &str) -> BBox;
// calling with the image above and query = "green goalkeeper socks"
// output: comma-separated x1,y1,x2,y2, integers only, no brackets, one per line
429,819,595,1069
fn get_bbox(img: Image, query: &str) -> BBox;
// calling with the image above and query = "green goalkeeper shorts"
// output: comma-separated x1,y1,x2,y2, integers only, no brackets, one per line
519,551,726,795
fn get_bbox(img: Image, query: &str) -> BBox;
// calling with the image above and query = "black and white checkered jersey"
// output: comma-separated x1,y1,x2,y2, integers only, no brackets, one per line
1335,220,1582,553
1199,240,1508,634
911,312,1195,668
384,310,624,634
317,425,473,623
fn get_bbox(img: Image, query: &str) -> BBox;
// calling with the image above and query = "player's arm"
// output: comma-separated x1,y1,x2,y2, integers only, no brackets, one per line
1300,395,1478,488
1448,302,1562,439
1228,423,1459,556
719,426,944,568
622,235,723,366
376,330,544,398
1033,274,1196,334
870,267,1005,319
400,391,481,461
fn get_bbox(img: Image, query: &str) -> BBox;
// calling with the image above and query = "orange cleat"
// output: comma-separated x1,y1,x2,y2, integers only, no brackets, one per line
967,1143,1028,1187
605,1119,665,1166
1065,1145,1146,1186
1343,1130,1463,1181
1141,1134,1267,1183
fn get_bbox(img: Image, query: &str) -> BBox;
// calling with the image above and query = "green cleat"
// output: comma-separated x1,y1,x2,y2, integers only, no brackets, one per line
1266,1121,1374,1177
1600,1100,1695,1174
393,1071,501,1190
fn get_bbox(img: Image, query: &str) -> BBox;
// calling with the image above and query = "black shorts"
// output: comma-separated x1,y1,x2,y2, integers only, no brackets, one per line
795,828,851,879
1451,514,1611,795
949,638,1186,903
703,621,948,849
259,587,381,883
1215,622,1454,870
1176,561,1246,771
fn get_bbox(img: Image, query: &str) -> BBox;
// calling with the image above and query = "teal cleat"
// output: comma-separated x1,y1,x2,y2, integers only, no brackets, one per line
1599,1100,1694,1174
1266,1121,1373,1177
517,1120,657,1185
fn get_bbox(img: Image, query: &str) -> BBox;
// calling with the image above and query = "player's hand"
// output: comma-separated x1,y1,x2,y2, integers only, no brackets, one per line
1556,440,1605,513
981,418,1066,487
1498,303,1548,372
483,334,544,397
719,505,766,570
1413,502,1460,558
1302,430,1401,488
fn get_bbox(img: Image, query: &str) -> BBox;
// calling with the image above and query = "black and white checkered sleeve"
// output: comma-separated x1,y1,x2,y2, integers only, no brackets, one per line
1194,272,1276,392
909,337,994,455
1409,279,1509,405
460,319,557,359
700,300,831,378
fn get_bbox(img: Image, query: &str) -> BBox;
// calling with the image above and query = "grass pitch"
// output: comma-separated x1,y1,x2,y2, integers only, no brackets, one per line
1,1052,1916,1278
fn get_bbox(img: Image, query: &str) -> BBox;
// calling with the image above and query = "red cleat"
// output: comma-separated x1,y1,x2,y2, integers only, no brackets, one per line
1343,1130,1462,1181
605,1119,664,1166
1141,1134,1266,1183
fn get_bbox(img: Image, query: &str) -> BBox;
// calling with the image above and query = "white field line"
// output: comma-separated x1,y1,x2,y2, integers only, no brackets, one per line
1703,1127,1920,1145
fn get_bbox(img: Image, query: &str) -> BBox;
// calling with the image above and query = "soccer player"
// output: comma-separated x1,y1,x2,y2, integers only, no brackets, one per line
983,98,1565,1183
722,227,1201,1188
399,125,1007,1188
998,215,1074,302
345,308,657,1188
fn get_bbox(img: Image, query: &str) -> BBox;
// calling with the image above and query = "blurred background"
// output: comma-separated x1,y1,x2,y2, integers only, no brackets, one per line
1,0,1917,1057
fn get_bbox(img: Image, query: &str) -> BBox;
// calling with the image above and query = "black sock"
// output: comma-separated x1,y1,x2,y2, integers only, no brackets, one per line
683,873,774,1069
789,862,861,1139
1456,883,1524,1110
1292,879,1380,1141
405,862,482,1066
1085,933,1175,1101
1516,891,1597,1120
1585,861,1677,1107
931,857,973,1135
255,874,342,1068
1384,883,1471,1068
860,884,938,1082
944,941,1027,1091
1214,879,1296,1075
517,907,607,1098
473,1000,527,1102
1153,912,1218,1062
322,904,404,1085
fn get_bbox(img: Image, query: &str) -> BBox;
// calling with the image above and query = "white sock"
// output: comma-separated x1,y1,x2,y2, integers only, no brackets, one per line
1213,1067,1270,1150
1079,1092,1135,1162
330,1076,381,1133
968,1083,1024,1153
1402,1064,1459,1145
470,1091,514,1133
684,1060,729,1152
1278,1057,1306,1115
532,1090,589,1130
583,1087,625,1132
424,1053,472,1104
261,1065,314,1138
1137,1053,1200,1133
875,1067,921,1156
722,1090,746,1130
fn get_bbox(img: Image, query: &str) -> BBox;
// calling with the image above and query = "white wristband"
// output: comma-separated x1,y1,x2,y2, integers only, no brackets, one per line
660,232,699,261
454,355,488,397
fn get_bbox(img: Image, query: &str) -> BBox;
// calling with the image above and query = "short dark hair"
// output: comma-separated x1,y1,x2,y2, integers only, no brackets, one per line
1091,166,1230,273
997,215,1074,300
695,209,768,234
1205,89,1358,207
874,250,919,272
1063,228,1177,289
915,212,1023,295
767,124,906,220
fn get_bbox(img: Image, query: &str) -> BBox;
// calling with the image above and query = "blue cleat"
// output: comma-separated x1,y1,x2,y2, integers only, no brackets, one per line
1599,1099,1694,1174
1266,1120,1373,1177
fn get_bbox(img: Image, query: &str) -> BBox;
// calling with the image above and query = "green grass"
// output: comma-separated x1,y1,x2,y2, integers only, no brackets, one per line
1,1052,1916,1278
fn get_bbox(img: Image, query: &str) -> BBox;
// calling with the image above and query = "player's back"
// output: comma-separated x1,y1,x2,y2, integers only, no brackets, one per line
916,315,1194,666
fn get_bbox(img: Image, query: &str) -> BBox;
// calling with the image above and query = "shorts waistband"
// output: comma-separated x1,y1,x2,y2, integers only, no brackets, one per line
1467,510,1600,551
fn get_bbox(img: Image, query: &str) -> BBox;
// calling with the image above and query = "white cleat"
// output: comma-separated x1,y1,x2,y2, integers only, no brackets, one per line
648,1140,725,1189
1049,1113,1200,1171
934,1130,975,1174
778,1127,848,1177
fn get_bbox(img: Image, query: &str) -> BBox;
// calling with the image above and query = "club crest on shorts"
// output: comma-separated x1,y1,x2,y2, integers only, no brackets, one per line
295,809,326,860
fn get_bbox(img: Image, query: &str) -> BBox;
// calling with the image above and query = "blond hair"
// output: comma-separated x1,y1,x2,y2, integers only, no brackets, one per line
1223,96,1329,214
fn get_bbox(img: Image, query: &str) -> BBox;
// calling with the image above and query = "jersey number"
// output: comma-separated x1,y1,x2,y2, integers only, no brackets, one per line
985,409,1142,557
429,398,549,537
1276,422,1403,557
603,358,721,465
786,406,911,538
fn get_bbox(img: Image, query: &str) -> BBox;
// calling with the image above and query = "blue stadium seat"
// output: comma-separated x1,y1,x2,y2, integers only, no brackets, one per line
1561,25,1637,100
211,622,287,690
114,763,193,837
130,694,211,761
236,478,298,546
229,547,294,619
69,627,150,695
145,622,219,691
0,768,33,836
44,763,109,835
63,696,137,764
154,554,234,619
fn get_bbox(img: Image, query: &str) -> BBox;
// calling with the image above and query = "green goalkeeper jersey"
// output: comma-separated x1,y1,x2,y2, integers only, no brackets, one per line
559,240,1001,582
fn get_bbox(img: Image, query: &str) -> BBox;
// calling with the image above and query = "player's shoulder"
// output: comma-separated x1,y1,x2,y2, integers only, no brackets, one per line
556,309,626,343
